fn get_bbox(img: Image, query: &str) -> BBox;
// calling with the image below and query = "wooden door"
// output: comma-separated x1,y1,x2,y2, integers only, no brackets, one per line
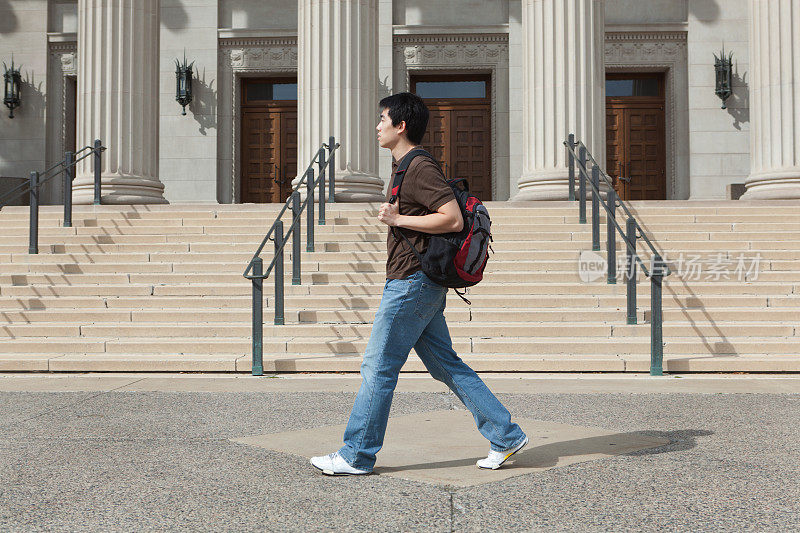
241,78,298,203
242,111,282,203
279,111,298,197
425,107,450,173
606,74,667,200
452,107,491,200
413,75,492,199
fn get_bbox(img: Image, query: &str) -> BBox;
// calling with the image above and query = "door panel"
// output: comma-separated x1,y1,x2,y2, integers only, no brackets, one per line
242,111,282,203
414,75,492,200
420,104,492,199
279,111,298,201
606,108,625,198
240,78,297,203
626,106,665,200
452,109,491,199
606,76,666,201
424,108,450,172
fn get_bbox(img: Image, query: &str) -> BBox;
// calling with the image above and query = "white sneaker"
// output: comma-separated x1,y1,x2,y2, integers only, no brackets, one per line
477,435,529,470
310,452,370,476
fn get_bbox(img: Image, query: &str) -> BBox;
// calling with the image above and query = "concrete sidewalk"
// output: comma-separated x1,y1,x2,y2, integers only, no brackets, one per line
1,374,799,531
3,372,800,394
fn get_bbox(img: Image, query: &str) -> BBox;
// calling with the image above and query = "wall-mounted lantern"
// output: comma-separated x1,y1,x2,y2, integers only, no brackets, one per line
3,57,22,119
714,49,733,109
175,51,194,115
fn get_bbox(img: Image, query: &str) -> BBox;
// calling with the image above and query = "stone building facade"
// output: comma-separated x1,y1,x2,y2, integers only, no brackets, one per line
0,0,798,205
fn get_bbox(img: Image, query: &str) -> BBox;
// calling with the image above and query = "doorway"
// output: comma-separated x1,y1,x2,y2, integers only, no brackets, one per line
412,74,492,200
65,76,77,155
240,78,297,203
606,73,667,200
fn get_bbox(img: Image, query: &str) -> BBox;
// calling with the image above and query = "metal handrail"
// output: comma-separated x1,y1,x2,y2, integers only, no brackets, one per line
243,139,340,280
0,140,106,254
569,148,652,277
32,145,93,180
577,140,669,272
0,178,31,207
564,134,671,376
243,137,339,376
0,142,106,209
564,137,672,277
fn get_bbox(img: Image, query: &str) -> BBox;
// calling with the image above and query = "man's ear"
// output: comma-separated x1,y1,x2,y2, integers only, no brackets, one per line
396,120,407,136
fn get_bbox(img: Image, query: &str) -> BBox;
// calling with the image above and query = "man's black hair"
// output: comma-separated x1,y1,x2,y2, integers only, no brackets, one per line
379,92,429,145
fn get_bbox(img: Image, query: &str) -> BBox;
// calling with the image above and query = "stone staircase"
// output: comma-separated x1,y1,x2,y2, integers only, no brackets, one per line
1,201,798,373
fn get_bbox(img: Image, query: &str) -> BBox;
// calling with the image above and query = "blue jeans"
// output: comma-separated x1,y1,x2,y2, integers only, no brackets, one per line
337,270,526,472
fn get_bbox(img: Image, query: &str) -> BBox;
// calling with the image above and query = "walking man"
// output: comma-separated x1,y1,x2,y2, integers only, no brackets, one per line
310,92,527,475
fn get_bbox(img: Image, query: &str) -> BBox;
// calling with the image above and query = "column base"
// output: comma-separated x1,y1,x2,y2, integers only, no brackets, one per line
514,170,612,201
741,171,800,200
72,174,168,205
292,170,385,202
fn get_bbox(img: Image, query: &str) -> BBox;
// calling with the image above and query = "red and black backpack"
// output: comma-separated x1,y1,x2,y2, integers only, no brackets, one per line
389,148,492,304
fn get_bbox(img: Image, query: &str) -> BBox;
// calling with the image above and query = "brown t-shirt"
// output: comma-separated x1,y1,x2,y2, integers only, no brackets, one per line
385,150,455,279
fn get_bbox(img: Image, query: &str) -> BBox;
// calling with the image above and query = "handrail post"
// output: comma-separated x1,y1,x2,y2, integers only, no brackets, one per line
64,151,74,228
328,136,336,203
578,145,586,223
29,171,39,255
291,191,301,285
274,221,285,325
591,166,600,251
626,217,637,325
650,254,665,376
306,168,315,252
318,148,326,226
567,134,575,201
251,257,264,376
93,139,102,205
607,188,617,284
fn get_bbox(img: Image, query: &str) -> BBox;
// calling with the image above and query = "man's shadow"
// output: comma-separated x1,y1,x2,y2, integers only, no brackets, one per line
376,429,712,473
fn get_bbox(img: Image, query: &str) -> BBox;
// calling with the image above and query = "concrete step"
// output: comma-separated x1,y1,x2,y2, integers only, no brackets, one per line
4,352,799,373
4,207,797,222
469,338,800,356
2,246,784,267
4,235,781,253
2,322,794,340
1,259,794,282
4,199,798,214
2,336,798,358
2,277,793,299
0,285,156,297
2,305,795,326
1,263,174,274
9,220,800,243
299,307,800,324
0,243,192,254
2,201,799,373
74,323,615,339
2,269,793,295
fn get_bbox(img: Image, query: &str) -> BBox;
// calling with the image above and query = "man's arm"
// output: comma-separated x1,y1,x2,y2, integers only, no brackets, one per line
378,199,463,234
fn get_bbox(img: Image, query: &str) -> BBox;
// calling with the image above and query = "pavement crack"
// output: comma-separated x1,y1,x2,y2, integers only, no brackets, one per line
449,490,455,533
1,378,148,429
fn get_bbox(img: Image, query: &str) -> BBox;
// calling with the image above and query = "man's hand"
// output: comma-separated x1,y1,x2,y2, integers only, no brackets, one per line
377,199,463,233
378,201,401,227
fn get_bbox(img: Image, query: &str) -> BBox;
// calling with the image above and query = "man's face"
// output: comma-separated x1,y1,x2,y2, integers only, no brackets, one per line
376,108,403,149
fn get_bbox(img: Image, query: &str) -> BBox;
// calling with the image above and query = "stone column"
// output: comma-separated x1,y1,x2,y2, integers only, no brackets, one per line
514,0,606,200
295,0,384,202
73,0,167,204
742,0,800,199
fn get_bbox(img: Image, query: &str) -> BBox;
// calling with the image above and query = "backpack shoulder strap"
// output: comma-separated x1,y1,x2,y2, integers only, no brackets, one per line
389,148,436,205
